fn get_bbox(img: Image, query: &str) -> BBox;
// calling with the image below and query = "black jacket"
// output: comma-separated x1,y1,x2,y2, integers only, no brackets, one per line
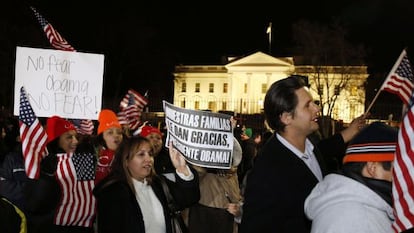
0,150,28,211
240,133,345,233
93,170,200,233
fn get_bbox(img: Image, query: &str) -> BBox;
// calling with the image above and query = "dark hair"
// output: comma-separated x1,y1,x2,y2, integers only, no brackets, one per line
264,76,306,132
108,136,156,194
4,117,19,150
342,161,392,177
47,137,64,154
96,133,105,147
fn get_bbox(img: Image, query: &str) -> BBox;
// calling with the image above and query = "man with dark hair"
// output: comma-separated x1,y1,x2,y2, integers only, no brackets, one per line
240,75,365,233
305,122,397,233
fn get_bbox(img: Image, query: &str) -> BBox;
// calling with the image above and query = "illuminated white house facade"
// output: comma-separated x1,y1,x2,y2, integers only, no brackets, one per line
173,51,368,123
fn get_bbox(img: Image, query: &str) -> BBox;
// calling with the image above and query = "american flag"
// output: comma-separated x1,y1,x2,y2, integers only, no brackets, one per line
71,119,94,135
30,6,75,52
118,89,148,130
119,89,148,110
30,6,97,133
380,49,414,106
116,111,128,126
19,86,48,179
392,74,414,231
124,93,141,130
54,152,96,227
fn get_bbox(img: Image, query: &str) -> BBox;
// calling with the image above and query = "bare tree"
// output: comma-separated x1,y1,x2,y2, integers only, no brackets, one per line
292,20,366,138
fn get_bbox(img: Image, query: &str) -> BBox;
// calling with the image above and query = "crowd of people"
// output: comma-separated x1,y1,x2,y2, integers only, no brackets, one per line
0,75,408,233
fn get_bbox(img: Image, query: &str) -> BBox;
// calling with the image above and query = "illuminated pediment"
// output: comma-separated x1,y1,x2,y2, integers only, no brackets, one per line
225,51,293,68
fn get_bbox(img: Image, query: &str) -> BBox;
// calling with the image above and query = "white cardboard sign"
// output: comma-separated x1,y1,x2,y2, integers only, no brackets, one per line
14,46,104,120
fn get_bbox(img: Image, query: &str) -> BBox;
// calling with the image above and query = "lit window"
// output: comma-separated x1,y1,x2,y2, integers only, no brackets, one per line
181,99,186,108
261,83,267,93
195,101,200,109
208,101,215,111
223,83,228,93
222,101,227,110
209,83,214,93
244,83,247,93
181,82,186,92
195,83,200,93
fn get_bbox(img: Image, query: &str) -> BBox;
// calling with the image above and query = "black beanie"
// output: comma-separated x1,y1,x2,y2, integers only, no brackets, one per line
343,121,398,164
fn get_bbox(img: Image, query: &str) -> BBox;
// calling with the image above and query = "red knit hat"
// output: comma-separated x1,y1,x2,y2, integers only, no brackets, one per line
97,109,121,135
140,126,162,137
46,116,76,143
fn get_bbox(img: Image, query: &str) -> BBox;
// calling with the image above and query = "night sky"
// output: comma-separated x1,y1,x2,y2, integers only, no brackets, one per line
1,0,414,116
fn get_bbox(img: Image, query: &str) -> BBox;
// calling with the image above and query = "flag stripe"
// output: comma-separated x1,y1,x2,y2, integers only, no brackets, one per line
19,86,48,179
393,106,414,231
30,6,96,227
54,153,96,227
120,89,148,109
118,89,148,130
31,7,95,136
36,11,76,51
382,75,414,105
23,122,48,178
72,119,94,135
392,50,414,232
381,49,414,105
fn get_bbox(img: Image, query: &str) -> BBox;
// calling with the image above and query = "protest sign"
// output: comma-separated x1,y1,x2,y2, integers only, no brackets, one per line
163,101,234,169
13,46,104,120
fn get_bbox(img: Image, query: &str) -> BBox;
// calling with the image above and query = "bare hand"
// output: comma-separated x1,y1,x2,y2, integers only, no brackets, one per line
340,114,367,143
226,203,241,217
230,116,237,129
168,142,189,175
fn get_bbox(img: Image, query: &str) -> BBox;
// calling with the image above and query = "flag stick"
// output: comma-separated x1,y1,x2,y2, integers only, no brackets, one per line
365,49,407,114
266,22,272,54
365,89,382,115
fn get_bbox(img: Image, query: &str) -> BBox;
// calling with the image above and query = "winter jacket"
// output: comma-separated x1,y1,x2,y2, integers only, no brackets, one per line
0,150,28,211
305,174,394,233
240,133,346,233
93,170,200,233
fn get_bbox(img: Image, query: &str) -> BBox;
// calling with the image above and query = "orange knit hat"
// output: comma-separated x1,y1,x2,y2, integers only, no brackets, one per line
97,109,121,135
46,116,76,143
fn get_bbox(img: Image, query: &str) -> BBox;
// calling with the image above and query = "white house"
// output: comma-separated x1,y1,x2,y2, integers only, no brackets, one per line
173,51,368,123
